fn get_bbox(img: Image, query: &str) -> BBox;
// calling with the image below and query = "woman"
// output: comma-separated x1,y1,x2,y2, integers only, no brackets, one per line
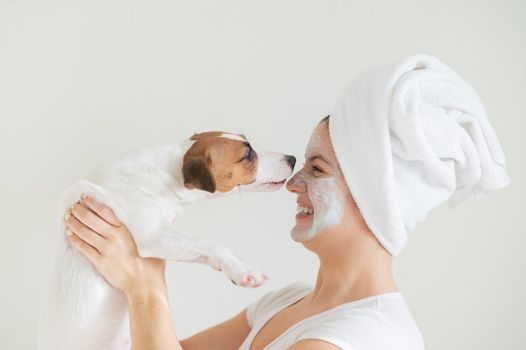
65,55,509,349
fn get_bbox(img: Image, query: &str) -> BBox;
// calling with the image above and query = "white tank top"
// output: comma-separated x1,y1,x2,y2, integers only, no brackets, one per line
238,282,425,350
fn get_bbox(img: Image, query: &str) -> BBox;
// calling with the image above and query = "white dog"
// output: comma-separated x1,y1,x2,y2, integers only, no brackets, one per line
38,131,296,350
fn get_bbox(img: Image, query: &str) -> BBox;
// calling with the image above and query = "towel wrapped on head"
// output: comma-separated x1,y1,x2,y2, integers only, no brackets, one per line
328,54,510,256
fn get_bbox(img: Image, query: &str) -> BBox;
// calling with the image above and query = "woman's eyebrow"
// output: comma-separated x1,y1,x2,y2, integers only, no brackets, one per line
306,154,330,165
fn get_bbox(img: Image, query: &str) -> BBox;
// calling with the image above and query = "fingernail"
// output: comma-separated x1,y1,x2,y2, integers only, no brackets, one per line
66,229,73,236
64,212,71,221
81,193,87,200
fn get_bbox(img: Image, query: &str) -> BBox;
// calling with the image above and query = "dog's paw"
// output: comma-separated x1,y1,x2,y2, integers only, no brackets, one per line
226,265,268,288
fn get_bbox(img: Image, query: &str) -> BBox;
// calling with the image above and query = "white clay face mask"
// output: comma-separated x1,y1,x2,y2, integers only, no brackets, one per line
290,129,345,242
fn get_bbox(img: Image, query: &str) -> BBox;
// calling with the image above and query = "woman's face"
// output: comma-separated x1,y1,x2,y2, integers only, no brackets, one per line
286,120,354,242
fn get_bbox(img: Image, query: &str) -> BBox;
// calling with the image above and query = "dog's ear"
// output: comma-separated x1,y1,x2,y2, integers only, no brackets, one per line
182,157,216,193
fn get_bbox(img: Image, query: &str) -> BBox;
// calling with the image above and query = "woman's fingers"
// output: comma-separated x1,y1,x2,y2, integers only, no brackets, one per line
81,195,123,227
65,210,106,251
69,202,113,238
67,232,101,268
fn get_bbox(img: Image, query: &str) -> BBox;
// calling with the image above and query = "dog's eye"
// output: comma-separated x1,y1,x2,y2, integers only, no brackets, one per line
244,148,254,161
239,147,254,162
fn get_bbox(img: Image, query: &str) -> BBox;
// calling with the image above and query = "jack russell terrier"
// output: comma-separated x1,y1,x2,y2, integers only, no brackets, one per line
38,131,296,350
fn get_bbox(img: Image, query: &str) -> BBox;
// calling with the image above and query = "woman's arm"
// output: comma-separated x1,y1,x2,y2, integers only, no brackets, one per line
65,196,183,350
180,309,250,350
64,195,251,350
126,287,183,350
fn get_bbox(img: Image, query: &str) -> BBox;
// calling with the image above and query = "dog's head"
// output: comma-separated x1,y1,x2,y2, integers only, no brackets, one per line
182,131,296,193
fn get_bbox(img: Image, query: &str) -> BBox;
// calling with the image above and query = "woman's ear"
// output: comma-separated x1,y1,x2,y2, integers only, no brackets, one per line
182,157,216,193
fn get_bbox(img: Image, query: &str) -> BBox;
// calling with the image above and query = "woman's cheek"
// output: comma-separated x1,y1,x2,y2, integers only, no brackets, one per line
307,176,345,237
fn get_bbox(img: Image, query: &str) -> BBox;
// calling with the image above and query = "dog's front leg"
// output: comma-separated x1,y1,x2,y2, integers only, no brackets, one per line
139,227,267,287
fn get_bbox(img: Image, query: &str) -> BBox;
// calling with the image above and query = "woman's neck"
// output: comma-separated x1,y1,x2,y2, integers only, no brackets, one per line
306,238,398,307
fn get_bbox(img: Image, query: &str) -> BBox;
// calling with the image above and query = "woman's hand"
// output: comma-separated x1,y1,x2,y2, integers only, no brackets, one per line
64,195,166,298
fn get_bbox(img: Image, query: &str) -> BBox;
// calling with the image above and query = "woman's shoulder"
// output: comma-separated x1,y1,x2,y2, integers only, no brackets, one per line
246,281,312,327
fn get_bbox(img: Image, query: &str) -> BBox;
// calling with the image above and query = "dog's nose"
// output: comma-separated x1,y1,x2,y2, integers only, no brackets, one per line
285,155,296,169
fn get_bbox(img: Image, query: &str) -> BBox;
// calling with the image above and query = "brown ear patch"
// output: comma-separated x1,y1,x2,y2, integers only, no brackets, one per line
182,157,216,193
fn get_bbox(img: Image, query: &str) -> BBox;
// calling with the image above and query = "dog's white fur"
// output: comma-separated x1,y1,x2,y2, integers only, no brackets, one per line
38,136,294,350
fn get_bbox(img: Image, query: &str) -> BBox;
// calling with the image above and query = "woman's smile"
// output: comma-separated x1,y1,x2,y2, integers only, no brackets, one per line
296,201,314,220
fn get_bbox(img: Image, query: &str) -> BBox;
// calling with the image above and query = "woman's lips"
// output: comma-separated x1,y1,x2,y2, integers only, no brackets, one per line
295,212,313,220
296,204,314,220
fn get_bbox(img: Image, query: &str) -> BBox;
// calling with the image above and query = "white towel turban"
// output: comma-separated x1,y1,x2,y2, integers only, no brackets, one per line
328,54,511,256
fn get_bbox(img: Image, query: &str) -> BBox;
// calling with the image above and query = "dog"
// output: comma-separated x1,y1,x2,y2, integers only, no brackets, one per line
38,131,296,350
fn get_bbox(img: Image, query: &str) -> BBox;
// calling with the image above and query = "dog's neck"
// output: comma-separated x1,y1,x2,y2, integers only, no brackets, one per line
165,139,201,203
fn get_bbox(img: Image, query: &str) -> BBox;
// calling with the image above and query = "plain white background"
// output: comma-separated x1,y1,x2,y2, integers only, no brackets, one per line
1,0,525,349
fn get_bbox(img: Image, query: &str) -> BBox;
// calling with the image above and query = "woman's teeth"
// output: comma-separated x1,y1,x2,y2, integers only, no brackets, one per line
296,205,314,215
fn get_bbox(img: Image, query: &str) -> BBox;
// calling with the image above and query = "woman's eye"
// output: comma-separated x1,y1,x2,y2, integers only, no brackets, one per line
312,165,323,174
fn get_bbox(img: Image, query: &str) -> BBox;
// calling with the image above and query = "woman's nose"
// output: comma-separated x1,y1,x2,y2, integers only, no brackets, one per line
286,171,306,193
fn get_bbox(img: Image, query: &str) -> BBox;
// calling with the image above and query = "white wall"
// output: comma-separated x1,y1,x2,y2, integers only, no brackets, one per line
1,0,525,349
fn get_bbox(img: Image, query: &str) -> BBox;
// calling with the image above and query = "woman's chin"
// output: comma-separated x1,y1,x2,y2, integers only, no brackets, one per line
290,225,314,242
